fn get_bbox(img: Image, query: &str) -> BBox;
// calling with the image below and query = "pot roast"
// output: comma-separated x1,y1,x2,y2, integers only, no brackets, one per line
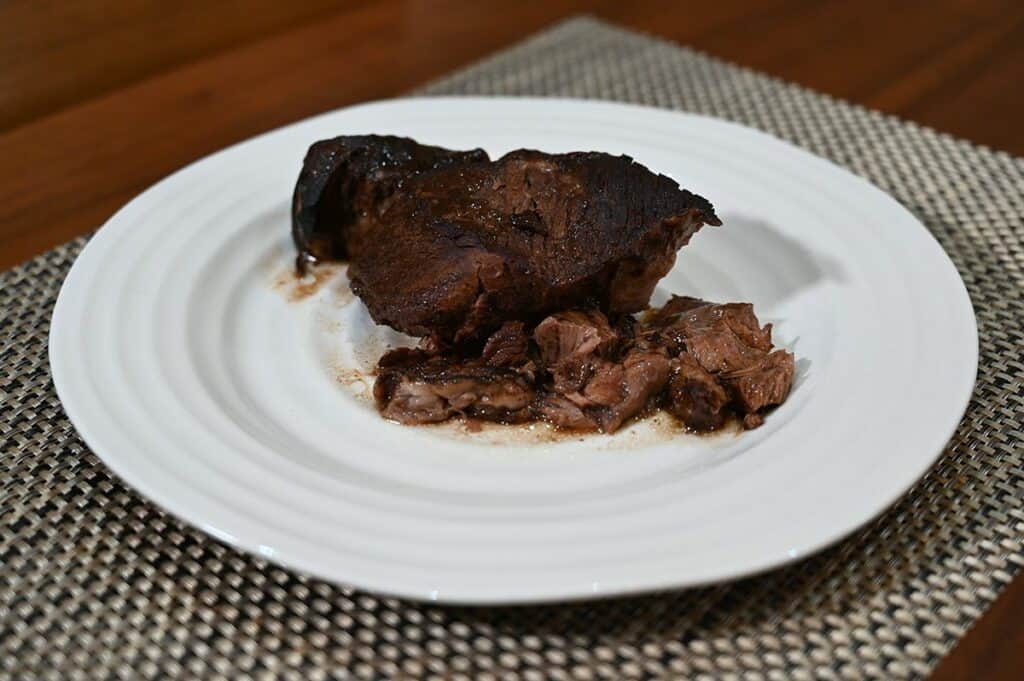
293,135,720,343
292,135,795,433
373,299,794,434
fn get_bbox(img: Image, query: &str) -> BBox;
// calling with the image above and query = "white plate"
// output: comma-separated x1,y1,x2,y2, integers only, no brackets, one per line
50,97,977,604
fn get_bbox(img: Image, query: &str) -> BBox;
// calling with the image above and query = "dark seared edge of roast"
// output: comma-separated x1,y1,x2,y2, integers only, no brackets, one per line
291,135,487,271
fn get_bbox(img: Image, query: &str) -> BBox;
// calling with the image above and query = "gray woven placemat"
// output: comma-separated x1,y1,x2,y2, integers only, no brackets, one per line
3,16,1023,680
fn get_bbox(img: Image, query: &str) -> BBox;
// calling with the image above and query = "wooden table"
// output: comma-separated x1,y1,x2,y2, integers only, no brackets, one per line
2,1,1020,677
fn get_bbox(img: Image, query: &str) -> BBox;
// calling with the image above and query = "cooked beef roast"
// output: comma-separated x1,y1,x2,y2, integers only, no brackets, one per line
293,136,720,343
534,311,618,368
643,296,795,430
529,310,670,432
374,346,535,425
480,321,531,368
640,296,773,365
292,135,487,270
723,349,796,414
373,298,795,433
642,296,794,420
664,354,730,432
292,135,795,435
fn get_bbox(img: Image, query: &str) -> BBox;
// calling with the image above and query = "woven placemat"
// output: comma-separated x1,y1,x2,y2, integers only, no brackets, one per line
3,16,1023,680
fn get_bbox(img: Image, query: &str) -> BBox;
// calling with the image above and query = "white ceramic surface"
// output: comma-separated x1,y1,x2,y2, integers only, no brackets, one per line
49,98,977,604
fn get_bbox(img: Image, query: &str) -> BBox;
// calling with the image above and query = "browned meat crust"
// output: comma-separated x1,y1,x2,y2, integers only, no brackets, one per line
293,136,720,343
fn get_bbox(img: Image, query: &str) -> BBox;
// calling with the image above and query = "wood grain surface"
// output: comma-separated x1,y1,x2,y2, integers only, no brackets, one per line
1,1,1020,677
